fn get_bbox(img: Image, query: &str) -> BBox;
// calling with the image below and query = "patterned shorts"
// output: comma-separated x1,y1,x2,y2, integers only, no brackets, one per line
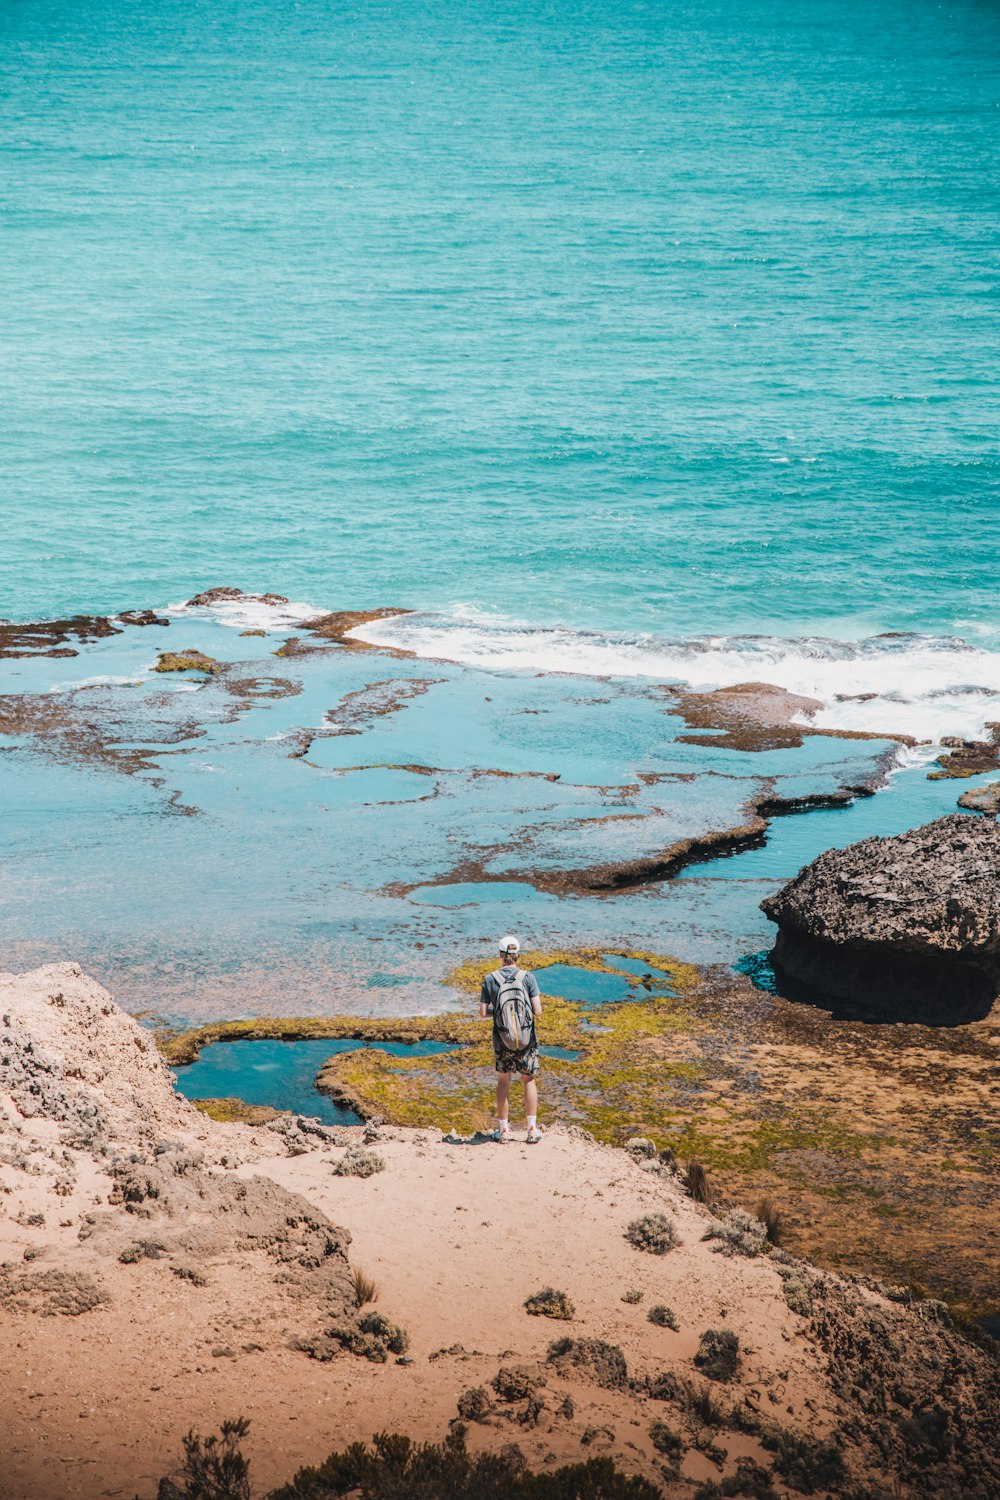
493,1039,540,1078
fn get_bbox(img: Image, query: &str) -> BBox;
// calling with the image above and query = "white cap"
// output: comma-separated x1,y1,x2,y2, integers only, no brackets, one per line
498,934,520,955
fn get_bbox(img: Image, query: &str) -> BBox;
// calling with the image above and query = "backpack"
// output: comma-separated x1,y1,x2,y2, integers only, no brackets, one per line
491,968,535,1053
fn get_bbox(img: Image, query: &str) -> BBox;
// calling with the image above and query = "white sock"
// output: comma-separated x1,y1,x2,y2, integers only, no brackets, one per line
526,1115,537,1131
498,1117,510,1132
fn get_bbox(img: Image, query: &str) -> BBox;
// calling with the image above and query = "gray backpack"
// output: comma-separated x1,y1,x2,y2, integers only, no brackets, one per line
491,968,535,1052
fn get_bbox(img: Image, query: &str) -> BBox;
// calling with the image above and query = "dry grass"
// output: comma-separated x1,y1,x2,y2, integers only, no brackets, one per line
351,1265,379,1307
755,1196,786,1246
684,1160,713,1205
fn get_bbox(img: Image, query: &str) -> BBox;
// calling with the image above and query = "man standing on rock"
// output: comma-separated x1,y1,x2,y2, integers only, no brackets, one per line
480,936,543,1144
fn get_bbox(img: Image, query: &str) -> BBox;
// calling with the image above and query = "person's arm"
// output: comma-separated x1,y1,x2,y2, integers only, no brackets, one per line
479,974,492,1020
527,971,542,1017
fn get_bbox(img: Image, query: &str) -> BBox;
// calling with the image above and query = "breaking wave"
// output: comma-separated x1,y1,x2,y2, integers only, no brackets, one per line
347,607,1000,743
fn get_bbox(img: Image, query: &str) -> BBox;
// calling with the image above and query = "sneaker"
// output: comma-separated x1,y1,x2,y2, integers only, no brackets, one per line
525,1126,542,1145
493,1126,512,1144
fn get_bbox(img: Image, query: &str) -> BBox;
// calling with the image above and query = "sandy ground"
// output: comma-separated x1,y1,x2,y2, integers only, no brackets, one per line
1,964,997,1500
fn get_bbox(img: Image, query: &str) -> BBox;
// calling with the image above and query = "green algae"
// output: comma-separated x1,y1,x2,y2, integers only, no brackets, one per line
190,1096,282,1124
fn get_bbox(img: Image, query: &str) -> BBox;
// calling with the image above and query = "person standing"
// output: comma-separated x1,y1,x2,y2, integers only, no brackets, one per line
480,935,543,1144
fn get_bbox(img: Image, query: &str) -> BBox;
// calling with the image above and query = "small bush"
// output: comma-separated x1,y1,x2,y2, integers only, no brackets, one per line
625,1137,657,1159
332,1147,384,1179
351,1265,379,1307
625,1213,677,1255
754,1197,785,1247
547,1338,628,1389
685,1160,713,1204
326,1310,408,1363
524,1287,574,1320
759,1426,846,1492
703,1209,768,1259
154,1416,251,1500
778,1269,812,1317
119,1239,166,1264
649,1420,683,1459
492,1365,543,1403
456,1386,492,1422
687,1382,728,1428
647,1305,679,1330
694,1328,741,1383
358,1310,407,1354
647,1370,681,1403
694,1457,777,1498
622,1288,643,1303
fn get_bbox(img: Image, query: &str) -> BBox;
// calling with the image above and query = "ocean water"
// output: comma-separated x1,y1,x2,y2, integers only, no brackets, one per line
2,0,1000,1024
1,0,998,639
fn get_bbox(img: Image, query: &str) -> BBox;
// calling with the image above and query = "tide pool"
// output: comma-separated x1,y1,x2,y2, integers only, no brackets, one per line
172,1037,457,1123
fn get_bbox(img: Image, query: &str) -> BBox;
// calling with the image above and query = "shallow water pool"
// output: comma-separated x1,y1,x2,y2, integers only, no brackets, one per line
172,1037,457,1124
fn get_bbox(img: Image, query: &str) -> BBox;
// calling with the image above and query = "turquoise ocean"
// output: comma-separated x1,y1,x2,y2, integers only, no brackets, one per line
2,0,1000,1038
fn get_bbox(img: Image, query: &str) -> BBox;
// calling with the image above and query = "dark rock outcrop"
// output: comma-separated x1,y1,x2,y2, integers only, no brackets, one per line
761,813,1000,1023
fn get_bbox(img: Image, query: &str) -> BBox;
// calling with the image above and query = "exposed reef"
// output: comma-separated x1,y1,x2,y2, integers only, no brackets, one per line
930,726,1000,779
397,753,894,900
153,649,222,675
0,610,167,659
960,781,1000,815
273,607,412,660
670,681,916,752
761,813,1000,1023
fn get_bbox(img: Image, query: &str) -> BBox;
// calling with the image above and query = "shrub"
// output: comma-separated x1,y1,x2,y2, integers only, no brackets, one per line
647,1305,679,1330
332,1147,384,1179
267,1424,664,1499
702,1209,768,1259
759,1427,846,1492
694,1329,741,1383
525,1287,574,1320
686,1382,728,1427
456,1386,492,1422
649,1421,683,1459
358,1310,407,1355
625,1213,677,1255
694,1457,776,1498
778,1269,812,1317
625,1138,657,1160
492,1366,544,1403
325,1311,408,1363
621,1288,643,1304
754,1197,784,1247
684,1161,713,1204
350,1266,378,1307
647,1370,681,1403
547,1338,628,1389
154,1416,251,1500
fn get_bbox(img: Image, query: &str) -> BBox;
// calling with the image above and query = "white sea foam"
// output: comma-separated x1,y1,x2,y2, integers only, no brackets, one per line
164,595,321,631
347,608,1000,743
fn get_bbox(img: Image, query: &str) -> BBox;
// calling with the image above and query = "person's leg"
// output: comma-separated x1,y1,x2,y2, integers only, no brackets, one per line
523,1064,541,1142
495,1071,512,1137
